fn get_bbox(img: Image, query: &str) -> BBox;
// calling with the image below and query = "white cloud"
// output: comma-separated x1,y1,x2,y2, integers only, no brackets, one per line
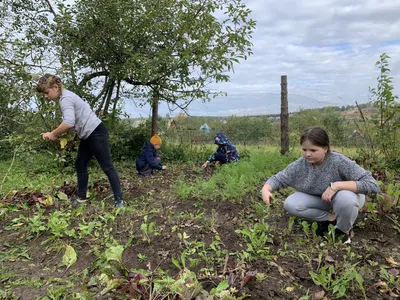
125,0,400,117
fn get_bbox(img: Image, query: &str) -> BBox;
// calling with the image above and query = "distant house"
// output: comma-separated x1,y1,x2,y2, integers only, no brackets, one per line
200,123,211,134
131,119,146,128
168,119,176,129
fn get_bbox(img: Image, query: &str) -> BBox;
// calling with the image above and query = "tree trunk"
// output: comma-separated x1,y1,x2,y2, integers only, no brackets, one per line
280,75,289,155
103,79,116,117
111,80,121,115
96,77,109,116
151,90,159,136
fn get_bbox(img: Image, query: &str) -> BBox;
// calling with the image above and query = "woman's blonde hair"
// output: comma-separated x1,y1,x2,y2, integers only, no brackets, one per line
36,74,63,93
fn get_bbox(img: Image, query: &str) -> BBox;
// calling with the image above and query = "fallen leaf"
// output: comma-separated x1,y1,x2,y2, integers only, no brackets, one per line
388,269,400,277
57,192,69,201
372,281,391,293
389,292,399,298
228,272,236,287
325,255,336,263
241,271,256,288
62,245,77,269
312,291,327,300
313,290,325,300
44,195,53,206
285,286,295,292
386,257,399,267
267,262,295,280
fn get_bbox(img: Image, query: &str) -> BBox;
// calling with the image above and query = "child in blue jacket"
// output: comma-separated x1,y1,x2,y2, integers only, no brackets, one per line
136,134,167,176
202,133,240,168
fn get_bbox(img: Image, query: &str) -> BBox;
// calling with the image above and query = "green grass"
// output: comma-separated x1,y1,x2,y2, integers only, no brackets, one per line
0,145,361,198
0,154,75,197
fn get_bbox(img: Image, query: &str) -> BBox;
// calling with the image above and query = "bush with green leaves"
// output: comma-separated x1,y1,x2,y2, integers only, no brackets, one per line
163,115,275,145
355,53,400,169
107,119,149,161
289,108,350,148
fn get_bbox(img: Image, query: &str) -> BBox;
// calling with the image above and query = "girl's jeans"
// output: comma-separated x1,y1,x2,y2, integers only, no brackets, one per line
75,123,122,202
284,191,365,233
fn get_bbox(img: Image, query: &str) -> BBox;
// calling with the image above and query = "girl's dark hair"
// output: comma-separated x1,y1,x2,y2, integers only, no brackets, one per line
300,126,330,152
36,74,63,93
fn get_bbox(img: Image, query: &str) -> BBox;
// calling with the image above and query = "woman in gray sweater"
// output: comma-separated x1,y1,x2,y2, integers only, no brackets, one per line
261,126,379,243
37,74,123,208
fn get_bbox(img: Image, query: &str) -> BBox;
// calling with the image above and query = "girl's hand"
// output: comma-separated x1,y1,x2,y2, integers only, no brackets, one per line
322,187,337,203
41,132,57,141
162,165,167,170
202,161,209,168
261,185,273,205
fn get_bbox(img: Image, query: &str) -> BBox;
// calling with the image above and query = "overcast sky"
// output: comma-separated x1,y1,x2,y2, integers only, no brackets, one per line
125,0,400,118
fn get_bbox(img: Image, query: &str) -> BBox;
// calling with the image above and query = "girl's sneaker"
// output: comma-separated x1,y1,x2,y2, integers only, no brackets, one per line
71,197,89,206
114,201,125,209
334,227,352,244
316,220,337,236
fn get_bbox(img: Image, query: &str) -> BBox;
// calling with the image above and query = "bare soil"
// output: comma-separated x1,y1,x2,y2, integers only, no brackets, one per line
1,165,399,299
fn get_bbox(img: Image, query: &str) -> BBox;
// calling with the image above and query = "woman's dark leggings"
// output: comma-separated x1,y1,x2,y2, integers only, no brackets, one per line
75,123,122,202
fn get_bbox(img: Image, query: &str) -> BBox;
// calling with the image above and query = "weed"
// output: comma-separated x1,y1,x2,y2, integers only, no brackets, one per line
47,210,75,239
366,202,379,222
174,179,194,199
0,245,31,262
279,242,289,257
236,219,272,260
298,290,311,300
140,215,157,244
78,220,103,239
137,253,148,262
301,220,310,236
379,266,400,291
287,216,296,234
309,263,366,299
26,214,47,236
43,284,75,300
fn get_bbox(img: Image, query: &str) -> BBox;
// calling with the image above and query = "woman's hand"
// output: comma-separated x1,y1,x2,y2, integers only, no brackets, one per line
261,184,273,205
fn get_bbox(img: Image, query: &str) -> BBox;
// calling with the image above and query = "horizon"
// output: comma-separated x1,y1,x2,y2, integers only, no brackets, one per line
123,91,374,118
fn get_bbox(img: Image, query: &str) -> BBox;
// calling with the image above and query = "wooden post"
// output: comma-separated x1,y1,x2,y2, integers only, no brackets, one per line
151,90,159,136
280,75,289,155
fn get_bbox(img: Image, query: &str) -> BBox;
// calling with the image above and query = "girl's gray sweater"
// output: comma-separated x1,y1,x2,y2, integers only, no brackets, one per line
266,152,379,195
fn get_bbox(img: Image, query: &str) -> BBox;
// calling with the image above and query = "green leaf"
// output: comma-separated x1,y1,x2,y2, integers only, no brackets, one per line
105,245,124,263
62,245,77,269
210,279,229,295
59,138,68,149
172,257,181,269
57,192,69,201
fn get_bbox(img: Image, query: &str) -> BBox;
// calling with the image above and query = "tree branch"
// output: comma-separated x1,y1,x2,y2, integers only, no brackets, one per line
124,78,157,86
78,71,110,87
44,0,57,17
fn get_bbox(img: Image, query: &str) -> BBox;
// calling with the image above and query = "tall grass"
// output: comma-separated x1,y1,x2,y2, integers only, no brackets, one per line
174,151,298,202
